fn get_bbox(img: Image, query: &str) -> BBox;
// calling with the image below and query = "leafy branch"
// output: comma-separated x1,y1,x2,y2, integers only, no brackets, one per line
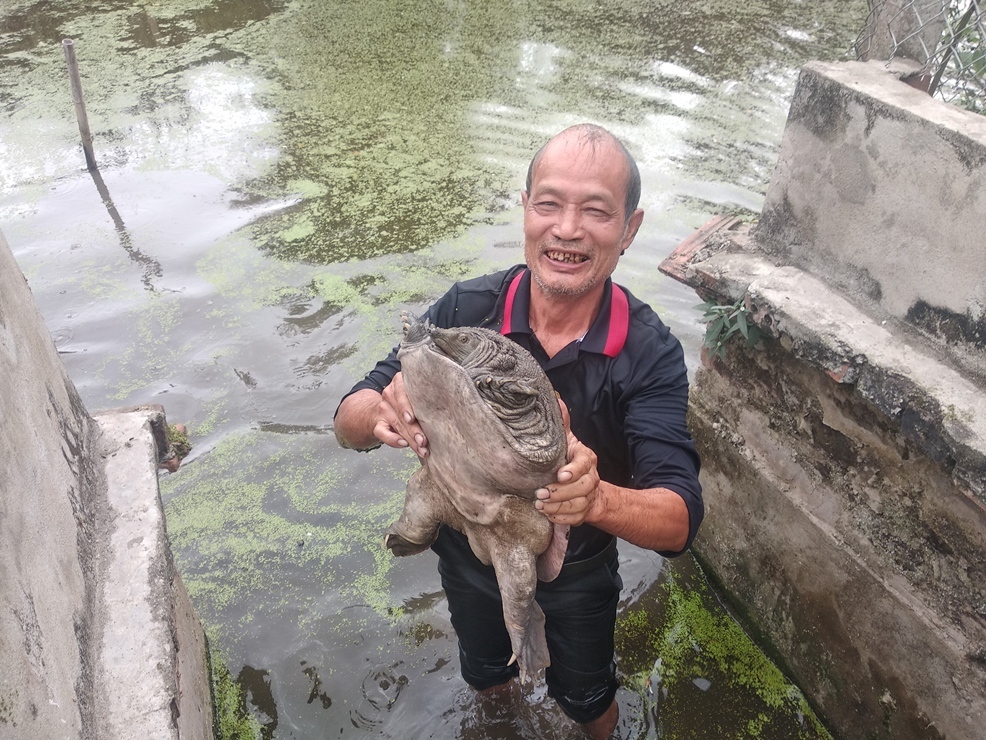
695,294,762,359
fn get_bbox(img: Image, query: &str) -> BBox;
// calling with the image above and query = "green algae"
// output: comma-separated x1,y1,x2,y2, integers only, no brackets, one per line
196,235,299,311
162,429,419,646
212,0,557,264
79,262,141,303
615,557,832,738
277,216,315,244
1,0,865,246
210,644,263,740
192,392,230,437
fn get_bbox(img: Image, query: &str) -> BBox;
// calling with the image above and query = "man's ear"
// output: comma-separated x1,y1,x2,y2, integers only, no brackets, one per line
621,208,644,252
521,190,529,208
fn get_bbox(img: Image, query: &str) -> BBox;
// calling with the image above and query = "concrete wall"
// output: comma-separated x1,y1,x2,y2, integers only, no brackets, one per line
662,61,986,739
856,0,947,65
1,229,101,737
686,288,986,738
0,229,211,738
757,60,986,381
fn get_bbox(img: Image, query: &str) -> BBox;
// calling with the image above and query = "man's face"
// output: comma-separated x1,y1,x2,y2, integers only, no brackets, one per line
522,135,642,299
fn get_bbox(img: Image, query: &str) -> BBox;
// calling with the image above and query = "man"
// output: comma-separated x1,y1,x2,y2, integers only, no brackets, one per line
334,124,703,738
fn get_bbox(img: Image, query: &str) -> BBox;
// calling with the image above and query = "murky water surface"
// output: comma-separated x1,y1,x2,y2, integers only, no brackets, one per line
1,1,864,737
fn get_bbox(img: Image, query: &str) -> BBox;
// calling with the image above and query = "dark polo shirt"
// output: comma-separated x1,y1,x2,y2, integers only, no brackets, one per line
337,265,703,560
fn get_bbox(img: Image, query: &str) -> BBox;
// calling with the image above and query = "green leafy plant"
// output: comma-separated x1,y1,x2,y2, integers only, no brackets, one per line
695,294,762,359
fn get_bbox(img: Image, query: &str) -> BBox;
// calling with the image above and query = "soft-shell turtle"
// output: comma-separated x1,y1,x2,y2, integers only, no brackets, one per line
384,312,569,679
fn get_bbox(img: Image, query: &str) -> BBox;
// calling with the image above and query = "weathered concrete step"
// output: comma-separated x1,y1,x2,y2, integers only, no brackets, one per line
1,225,211,739
93,409,211,740
665,218,986,511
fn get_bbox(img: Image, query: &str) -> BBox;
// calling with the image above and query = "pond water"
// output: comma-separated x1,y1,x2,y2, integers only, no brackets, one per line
0,1,865,737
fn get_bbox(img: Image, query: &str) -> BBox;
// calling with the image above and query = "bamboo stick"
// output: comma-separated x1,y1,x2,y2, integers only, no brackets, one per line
62,39,97,171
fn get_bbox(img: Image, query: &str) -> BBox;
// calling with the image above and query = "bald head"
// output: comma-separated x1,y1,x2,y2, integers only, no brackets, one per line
525,124,641,223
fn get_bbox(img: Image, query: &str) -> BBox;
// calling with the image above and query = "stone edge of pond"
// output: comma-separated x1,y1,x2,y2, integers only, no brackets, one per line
1,226,213,738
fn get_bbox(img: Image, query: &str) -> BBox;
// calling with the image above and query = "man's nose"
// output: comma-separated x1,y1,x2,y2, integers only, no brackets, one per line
551,206,583,241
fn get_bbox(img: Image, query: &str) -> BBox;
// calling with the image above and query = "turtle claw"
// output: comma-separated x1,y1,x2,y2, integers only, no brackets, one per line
383,529,436,557
400,311,433,342
508,654,531,684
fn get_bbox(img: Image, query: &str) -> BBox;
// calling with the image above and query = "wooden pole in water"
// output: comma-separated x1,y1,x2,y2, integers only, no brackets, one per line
62,39,97,171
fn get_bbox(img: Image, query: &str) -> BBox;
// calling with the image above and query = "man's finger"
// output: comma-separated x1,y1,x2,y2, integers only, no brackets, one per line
385,372,417,423
378,372,430,455
373,418,407,448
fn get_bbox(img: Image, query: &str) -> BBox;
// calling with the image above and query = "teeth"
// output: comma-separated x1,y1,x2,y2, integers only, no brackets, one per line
546,250,587,264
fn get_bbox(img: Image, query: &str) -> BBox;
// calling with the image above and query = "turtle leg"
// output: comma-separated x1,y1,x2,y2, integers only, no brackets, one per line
384,467,446,556
470,373,538,412
487,539,550,682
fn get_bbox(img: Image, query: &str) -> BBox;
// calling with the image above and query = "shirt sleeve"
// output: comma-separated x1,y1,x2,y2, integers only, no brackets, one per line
623,336,704,556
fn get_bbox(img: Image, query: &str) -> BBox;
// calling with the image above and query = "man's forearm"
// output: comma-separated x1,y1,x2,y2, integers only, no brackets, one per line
334,389,384,451
588,482,690,553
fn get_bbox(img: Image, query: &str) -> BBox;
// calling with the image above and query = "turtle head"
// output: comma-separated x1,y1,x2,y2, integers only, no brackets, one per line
430,326,487,366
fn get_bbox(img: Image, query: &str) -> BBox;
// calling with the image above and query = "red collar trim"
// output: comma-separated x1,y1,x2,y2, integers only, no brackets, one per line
500,268,630,358
500,270,525,336
602,283,629,357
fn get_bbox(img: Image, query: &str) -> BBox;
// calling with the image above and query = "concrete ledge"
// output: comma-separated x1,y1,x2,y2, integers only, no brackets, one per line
674,220,986,509
2,228,101,737
756,60,986,379
93,409,211,740
1,225,211,739
656,56,986,740
661,218,986,738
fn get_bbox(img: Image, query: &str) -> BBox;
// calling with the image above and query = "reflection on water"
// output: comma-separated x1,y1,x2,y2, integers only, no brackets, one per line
239,664,279,739
89,167,162,289
0,0,865,736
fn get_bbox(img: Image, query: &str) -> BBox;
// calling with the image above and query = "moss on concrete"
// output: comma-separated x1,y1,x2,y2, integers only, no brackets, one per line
166,423,192,460
616,557,831,738
0,692,14,727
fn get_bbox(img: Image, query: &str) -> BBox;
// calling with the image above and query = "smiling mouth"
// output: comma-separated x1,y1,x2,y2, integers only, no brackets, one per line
546,249,588,264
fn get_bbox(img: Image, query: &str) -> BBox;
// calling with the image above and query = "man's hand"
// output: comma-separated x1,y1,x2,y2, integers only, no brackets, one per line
375,372,429,458
530,396,691,552
535,399,602,525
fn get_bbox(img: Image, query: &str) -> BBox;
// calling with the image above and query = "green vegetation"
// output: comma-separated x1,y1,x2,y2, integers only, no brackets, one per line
210,645,262,740
696,293,762,359
929,1,986,115
161,430,417,645
106,292,188,400
167,423,192,460
616,560,831,738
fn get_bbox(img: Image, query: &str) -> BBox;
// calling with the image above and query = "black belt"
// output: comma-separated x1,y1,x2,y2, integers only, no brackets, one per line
558,537,617,578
